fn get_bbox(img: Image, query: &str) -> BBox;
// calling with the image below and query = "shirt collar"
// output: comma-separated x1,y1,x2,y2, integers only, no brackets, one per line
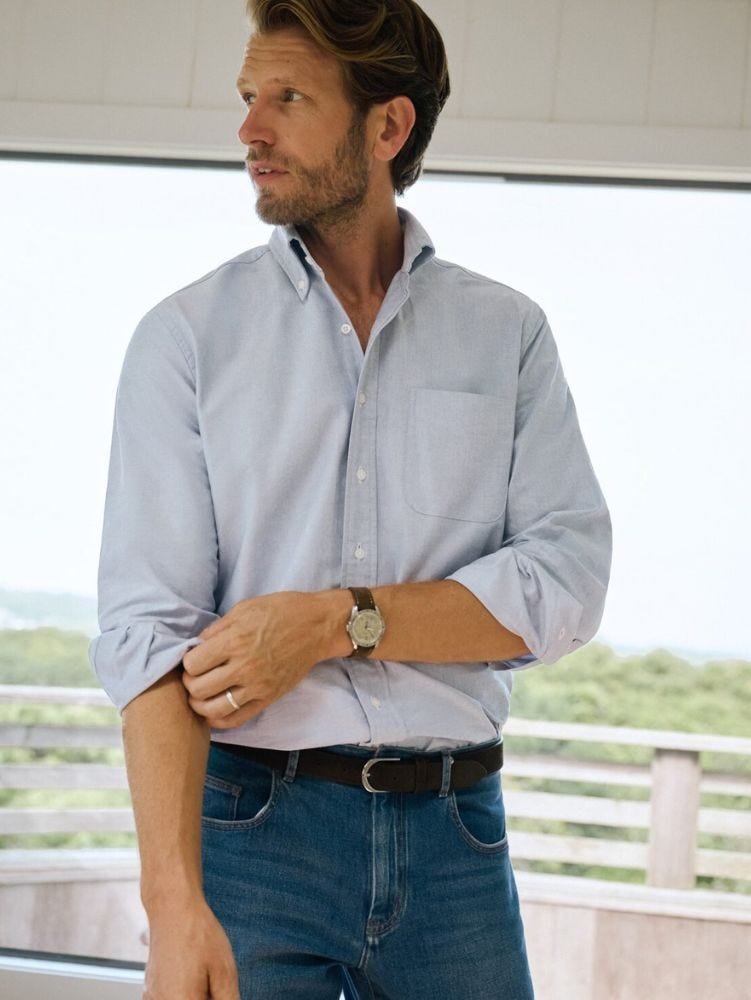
397,207,435,274
268,206,435,300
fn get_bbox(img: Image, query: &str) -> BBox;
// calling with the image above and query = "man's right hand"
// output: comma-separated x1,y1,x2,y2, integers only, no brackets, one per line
142,901,240,1000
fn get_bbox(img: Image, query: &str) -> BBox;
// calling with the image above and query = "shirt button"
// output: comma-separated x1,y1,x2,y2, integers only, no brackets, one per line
297,279,306,291
340,323,352,335
558,627,567,640
354,544,366,560
356,467,367,482
370,696,381,709
358,392,366,406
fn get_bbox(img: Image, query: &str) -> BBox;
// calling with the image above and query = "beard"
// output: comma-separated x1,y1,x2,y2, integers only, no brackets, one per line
251,112,371,231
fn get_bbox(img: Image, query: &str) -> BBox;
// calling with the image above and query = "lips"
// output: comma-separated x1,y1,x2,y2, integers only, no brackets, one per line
249,161,289,181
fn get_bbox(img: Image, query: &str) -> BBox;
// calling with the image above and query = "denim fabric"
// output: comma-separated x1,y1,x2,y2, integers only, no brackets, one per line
201,740,535,999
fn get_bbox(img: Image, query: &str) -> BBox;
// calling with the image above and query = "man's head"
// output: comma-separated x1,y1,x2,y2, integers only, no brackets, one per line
244,0,450,198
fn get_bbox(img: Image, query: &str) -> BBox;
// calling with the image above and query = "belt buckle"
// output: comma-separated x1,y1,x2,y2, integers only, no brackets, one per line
361,756,400,793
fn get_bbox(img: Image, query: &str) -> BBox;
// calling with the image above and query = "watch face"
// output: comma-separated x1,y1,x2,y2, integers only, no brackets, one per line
350,609,385,647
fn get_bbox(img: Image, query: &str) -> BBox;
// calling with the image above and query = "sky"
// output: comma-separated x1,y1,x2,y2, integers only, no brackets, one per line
0,158,749,660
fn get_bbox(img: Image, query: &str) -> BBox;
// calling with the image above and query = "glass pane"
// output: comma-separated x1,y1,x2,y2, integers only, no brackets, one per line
1,158,750,967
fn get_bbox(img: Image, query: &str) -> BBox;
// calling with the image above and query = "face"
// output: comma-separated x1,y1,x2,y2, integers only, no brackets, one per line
236,28,372,230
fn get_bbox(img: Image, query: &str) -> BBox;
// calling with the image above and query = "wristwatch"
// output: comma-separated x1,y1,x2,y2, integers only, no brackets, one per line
346,587,386,657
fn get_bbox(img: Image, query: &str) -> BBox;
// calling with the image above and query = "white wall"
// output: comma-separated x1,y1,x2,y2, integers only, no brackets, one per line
0,0,750,180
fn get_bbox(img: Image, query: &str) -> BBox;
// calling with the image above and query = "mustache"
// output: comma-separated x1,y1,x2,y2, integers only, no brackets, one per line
246,152,293,170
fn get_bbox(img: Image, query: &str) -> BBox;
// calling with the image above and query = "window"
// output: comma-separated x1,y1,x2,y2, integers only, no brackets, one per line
1,158,749,971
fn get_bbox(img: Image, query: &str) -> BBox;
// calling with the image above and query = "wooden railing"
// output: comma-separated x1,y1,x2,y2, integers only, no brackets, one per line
502,718,751,889
2,685,751,891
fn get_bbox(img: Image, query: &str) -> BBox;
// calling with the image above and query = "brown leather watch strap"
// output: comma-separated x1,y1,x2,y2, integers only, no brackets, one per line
349,587,376,611
347,587,380,658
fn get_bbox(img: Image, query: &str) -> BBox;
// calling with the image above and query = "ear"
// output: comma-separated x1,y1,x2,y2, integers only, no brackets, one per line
371,95,417,164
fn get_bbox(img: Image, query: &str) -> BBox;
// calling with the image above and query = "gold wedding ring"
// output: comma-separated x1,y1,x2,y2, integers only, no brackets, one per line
225,688,241,712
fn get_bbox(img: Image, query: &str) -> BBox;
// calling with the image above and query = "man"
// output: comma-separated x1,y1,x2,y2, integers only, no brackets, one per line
91,1,611,998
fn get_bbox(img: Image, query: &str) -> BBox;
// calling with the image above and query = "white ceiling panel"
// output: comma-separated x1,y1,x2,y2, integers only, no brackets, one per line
191,0,250,109
418,0,469,117
102,0,200,108
1,0,750,181
555,0,655,124
16,0,108,104
0,0,24,100
649,0,749,127
463,0,563,121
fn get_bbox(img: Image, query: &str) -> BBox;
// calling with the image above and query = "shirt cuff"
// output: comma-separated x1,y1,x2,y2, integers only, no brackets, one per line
89,621,204,713
448,547,585,665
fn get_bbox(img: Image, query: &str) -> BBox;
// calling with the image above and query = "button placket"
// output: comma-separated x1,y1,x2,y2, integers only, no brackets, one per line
346,660,395,745
340,341,380,587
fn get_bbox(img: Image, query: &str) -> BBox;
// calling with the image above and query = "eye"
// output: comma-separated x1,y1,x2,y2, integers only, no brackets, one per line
283,89,303,103
241,93,256,107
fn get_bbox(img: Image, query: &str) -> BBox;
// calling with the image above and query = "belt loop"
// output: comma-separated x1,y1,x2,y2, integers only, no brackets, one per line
438,750,453,798
283,749,300,783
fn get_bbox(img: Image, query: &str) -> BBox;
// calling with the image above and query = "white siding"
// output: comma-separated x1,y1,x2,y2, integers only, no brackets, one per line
0,0,24,100
419,0,469,117
463,0,563,121
101,0,200,107
191,0,250,109
16,0,109,105
554,0,655,124
1,0,750,180
648,0,749,127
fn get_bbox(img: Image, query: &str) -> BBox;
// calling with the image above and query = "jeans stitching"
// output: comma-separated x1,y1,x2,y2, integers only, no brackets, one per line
447,780,509,854
201,768,280,830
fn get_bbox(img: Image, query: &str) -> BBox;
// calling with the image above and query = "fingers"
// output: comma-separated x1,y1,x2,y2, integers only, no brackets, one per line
181,662,235,702
183,632,232,676
188,687,242,722
182,667,264,726
208,961,241,1000
203,697,266,730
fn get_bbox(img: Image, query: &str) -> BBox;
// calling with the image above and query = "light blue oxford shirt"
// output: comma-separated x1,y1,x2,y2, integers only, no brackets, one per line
90,208,611,752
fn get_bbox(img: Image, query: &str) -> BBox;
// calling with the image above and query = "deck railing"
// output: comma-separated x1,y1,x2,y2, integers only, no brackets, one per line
2,685,751,892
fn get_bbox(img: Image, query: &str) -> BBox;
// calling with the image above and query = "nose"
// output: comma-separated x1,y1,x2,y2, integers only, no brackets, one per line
238,101,275,148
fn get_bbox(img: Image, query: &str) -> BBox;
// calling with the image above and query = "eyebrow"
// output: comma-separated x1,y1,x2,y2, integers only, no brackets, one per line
235,75,298,93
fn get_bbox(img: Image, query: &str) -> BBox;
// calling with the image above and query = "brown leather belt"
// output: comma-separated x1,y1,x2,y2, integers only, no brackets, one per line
210,740,503,794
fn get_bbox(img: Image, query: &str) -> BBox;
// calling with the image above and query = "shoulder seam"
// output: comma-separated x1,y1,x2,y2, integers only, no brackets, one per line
429,258,540,310
151,309,196,376
171,245,272,297
430,257,504,287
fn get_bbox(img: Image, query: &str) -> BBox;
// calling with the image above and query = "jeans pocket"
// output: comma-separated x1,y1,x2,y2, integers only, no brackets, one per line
202,759,280,831
448,772,509,854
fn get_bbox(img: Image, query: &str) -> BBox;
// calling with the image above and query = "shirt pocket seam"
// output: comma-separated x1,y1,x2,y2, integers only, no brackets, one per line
404,387,511,524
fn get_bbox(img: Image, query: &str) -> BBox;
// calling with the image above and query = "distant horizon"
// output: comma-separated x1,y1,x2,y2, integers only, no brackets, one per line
0,583,748,666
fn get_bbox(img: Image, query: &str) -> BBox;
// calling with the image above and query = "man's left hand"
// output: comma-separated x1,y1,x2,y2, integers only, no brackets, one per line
181,590,348,730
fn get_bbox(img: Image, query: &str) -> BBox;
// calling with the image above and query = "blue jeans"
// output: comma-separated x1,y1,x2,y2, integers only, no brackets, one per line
201,739,535,999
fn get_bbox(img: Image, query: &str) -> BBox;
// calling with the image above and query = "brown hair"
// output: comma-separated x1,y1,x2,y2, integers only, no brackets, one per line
246,0,450,195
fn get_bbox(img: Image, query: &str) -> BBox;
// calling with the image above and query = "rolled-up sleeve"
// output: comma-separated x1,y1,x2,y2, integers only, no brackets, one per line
448,305,612,667
89,308,219,712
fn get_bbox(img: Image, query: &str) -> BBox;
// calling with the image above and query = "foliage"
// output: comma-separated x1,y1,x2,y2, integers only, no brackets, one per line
1,629,750,893
0,628,95,686
510,641,751,737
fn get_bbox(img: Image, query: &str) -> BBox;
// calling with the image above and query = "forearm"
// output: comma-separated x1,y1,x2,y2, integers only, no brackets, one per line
122,667,209,915
324,579,529,663
181,582,529,730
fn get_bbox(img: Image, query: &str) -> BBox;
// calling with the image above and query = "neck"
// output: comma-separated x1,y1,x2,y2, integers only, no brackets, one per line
298,191,404,305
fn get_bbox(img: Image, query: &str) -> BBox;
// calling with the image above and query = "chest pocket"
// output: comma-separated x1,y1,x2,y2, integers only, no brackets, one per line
404,388,513,523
